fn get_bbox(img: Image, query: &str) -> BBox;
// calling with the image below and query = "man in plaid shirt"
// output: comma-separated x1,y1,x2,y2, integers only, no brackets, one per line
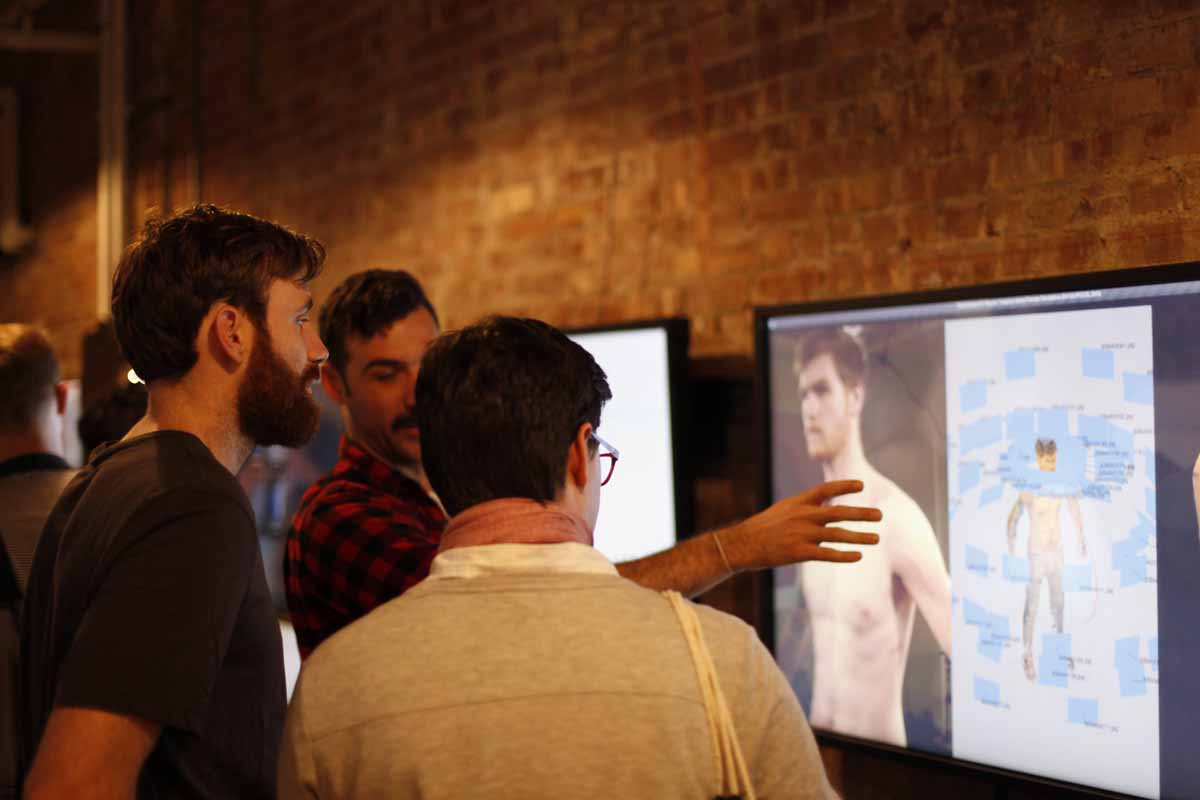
285,270,882,659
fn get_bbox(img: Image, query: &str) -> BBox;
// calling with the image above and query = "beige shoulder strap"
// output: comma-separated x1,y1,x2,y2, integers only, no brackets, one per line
664,590,756,800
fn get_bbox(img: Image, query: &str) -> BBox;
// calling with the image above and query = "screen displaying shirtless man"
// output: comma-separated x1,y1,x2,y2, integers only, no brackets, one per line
1007,438,1086,682
793,328,952,747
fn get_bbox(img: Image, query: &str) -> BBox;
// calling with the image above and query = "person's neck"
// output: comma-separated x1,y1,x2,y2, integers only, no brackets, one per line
0,427,63,464
349,432,433,494
440,498,592,552
819,431,875,484
130,377,253,475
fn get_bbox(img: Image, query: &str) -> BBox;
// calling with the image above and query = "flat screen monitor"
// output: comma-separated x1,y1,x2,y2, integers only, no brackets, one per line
756,262,1200,799
567,319,692,563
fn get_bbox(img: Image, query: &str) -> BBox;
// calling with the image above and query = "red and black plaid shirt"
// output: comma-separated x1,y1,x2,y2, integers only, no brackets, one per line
284,437,447,659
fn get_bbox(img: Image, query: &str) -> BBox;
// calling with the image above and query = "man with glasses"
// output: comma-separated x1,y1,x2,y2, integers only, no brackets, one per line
286,269,881,658
277,316,839,799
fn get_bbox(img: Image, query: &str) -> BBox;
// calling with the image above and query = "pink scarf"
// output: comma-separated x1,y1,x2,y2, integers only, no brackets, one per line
439,498,592,552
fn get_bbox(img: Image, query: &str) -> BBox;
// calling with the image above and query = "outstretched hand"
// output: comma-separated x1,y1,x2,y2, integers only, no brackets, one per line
721,479,883,572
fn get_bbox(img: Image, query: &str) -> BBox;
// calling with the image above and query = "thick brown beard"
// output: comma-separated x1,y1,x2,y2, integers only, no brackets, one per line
236,324,321,448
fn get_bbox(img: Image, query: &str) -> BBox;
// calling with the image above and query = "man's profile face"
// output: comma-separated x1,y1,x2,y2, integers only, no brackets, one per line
795,353,860,462
327,307,439,470
237,279,327,448
1036,447,1057,472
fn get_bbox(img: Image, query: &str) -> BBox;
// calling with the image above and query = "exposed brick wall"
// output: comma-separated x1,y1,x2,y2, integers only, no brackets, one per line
10,1,1200,368
0,37,99,378
121,0,1200,362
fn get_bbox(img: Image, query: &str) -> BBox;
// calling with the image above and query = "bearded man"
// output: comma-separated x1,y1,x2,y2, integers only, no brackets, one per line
19,205,329,799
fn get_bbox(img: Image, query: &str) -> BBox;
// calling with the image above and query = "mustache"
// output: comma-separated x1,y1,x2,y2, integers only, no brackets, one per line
300,365,321,384
391,413,419,432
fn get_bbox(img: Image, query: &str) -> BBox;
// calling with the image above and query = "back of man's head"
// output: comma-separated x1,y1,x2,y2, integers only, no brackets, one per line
416,316,611,517
794,327,867,389
0,324,59,432
319,269,439,375
111,204,325,384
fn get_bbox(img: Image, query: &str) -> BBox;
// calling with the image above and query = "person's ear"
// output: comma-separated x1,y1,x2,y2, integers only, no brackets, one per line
208,303,252,368
566,422,592,491
847,381,865,417
322,364,349,405
53,381,68,416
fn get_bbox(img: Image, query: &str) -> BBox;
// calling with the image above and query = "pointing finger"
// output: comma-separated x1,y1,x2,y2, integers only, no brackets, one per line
795,480,865,504
809,547,863,563
819,527,880,546
813,504,883,524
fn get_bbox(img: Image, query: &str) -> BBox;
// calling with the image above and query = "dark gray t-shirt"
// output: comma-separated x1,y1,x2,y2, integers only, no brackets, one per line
19,431,284,799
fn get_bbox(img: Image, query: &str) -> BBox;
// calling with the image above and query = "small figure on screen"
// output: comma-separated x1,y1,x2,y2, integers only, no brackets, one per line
1006,438,1086,682
793,328,952,747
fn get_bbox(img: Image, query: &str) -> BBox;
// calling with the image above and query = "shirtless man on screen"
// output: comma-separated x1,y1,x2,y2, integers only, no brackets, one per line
1007,438,1086,682
794,328,952,747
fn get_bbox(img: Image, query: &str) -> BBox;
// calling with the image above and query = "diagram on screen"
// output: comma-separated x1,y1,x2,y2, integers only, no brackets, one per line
946,305,1159,799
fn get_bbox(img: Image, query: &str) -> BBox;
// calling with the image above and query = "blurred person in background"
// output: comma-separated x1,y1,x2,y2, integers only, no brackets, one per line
0,323,74,800
77,381,149,462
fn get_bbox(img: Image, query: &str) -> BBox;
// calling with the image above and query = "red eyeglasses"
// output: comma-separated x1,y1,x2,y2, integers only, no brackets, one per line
590,431,620,486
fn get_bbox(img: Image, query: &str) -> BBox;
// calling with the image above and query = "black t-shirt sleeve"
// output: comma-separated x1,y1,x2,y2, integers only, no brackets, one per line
55,489,258,733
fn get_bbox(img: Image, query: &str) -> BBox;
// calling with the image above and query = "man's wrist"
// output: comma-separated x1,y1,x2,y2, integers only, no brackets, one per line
711,531,733,577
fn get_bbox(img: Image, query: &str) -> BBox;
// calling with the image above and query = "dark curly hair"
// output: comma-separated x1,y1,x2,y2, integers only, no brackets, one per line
416,316,611,516
111,204,325,382
318,269,439,375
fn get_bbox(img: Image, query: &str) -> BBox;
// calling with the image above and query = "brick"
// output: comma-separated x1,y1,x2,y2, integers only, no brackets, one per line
903,0,947,40
846,170,892,211
650,108,699,140
757,34,826,80
828,215,859,245
1129,172,1184,216
953,18,1032,68
750,188,823,222
560,164,609,195
1112,77,1164,122
1111,220,1189,267
1143,108,1200,160
751,267,830,305
758,227,796,262
706,130,762,166
832,53,882,96
861,212,900,247
749,158,791,192
935,156,989,198
755,0,819,38
825,0,887,21
764,121,798,150
701,242,760,275
702,54,757,95
942,203,985,239
901,206,940,246
703,89,761,131
685,274,753,313
830,8,897,54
